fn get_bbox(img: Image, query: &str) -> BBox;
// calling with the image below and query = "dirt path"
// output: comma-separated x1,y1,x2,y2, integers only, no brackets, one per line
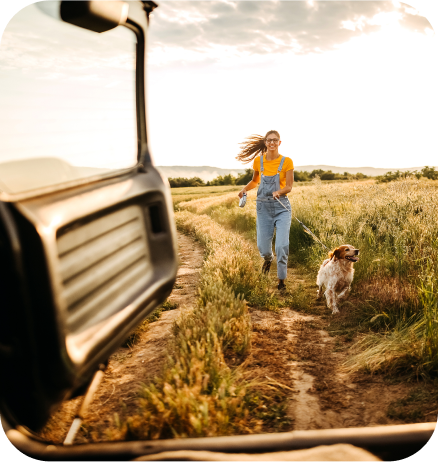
282,306,408,429
38,231,204,444
249,260,420,431
248,262,431,431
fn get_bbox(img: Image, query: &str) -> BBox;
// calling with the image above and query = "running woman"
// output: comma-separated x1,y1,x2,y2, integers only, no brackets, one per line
237,130,294,290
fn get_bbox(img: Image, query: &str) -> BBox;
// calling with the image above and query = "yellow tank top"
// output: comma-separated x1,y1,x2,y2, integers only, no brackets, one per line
252,155,294,190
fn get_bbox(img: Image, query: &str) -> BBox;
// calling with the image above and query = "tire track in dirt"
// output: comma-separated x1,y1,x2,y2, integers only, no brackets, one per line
283,265,418,430
38,231,204,444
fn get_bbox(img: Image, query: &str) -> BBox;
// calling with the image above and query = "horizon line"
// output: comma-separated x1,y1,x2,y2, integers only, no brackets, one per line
156,164,438,170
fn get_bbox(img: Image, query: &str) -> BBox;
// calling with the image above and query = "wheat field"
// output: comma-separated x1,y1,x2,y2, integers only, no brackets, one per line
179,178,438,377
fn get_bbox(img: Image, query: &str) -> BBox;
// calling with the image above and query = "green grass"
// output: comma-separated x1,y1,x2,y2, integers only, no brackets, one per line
279,284,316,314
171,185,242,196
176,211,281,311
171,185,241,207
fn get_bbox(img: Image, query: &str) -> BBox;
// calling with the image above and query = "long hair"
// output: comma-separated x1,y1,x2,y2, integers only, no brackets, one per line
236,130,280,164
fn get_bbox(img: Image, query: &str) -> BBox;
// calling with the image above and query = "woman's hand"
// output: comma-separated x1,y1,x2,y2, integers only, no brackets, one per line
238,172,259,198
273,173,294,198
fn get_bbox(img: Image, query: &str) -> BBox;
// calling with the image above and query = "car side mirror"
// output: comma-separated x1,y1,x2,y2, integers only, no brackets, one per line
0,0,176,432
61,1,129,33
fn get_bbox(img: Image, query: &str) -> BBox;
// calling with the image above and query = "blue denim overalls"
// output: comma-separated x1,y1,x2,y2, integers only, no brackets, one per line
256,155,292,280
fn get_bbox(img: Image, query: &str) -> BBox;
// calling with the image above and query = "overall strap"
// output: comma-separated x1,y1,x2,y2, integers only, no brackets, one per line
260,154,264,173
277,156,286,172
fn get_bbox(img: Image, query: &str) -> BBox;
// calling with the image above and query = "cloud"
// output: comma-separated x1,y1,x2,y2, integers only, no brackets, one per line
148,1,433,66
399,5,434,31
0,4,136,81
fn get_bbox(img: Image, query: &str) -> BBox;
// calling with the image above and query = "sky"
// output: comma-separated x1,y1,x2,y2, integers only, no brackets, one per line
145,0,438,169
0,1,438,174
0,3,137,176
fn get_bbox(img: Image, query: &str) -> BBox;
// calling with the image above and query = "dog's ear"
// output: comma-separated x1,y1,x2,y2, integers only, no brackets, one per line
331,247,343,261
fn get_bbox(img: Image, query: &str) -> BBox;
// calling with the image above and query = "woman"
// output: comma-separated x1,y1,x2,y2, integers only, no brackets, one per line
237,130,294,290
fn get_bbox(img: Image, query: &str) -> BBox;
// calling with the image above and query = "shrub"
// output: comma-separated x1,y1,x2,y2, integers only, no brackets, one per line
168,176,206,188
236,169,254,185
116,283,256,440
376,167,438,183
421,166,438,180
320,170,336,181
207,174,237,186
294,170,311,182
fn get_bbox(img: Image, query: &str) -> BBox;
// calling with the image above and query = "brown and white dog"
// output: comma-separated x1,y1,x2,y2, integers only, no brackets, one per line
316,245,359,314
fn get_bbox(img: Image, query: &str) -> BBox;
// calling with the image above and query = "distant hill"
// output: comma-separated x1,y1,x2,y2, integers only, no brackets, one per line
157,165,435,181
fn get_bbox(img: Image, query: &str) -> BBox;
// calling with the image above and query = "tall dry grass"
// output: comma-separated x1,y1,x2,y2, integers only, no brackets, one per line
290,179,438,377
179,190,258,240
176,211,279,309
179,179,438,377
108,211,289,440
114,285,257,440
290,178,438,279
344,270,438,378
172,185,241,207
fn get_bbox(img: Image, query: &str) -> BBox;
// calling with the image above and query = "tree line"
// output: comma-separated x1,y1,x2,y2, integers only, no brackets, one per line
168,170,253,188
293,169,368,182
168,168,369,188
375,166,438,183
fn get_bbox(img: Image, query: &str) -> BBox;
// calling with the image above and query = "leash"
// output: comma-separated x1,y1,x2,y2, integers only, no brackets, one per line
274,197,330,251
253,196,330,251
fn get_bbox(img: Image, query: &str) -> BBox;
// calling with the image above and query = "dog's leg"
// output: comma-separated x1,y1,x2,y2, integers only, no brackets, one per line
316,285,323,299
338,286,351,301
325,286,339,314
316,272,325,300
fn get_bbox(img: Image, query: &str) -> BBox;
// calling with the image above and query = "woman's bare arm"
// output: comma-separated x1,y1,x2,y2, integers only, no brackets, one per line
273,170,294,198
238,170,260,198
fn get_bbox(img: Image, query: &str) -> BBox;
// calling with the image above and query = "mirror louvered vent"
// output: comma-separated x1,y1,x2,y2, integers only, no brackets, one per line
57,205,149,332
